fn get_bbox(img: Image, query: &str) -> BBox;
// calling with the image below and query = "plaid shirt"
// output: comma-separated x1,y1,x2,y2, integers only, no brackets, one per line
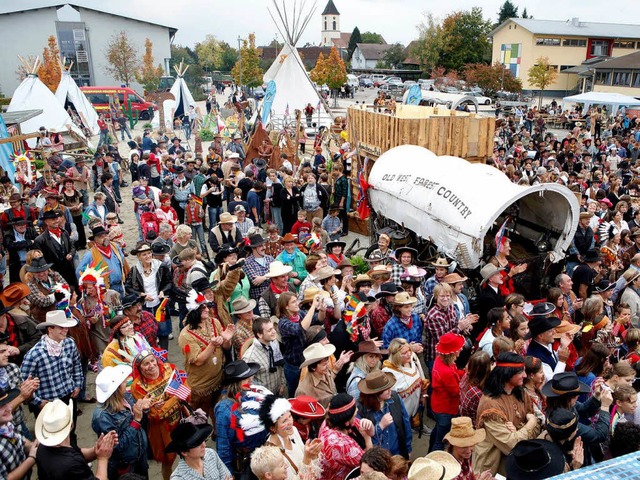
0,426,26,479
134,311,159,348
422,275,440,301
20,336,83,405
2,363,25,427
391,264,405,287
279,314,308,366
242,338,286,394
382,314,423,349
370,304,393,338
459,373,483,427
424,304,460,362
243,254,275,301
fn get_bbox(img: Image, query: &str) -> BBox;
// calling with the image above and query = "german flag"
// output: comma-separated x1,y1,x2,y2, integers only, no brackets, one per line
192,196,203,207
155,298,169,323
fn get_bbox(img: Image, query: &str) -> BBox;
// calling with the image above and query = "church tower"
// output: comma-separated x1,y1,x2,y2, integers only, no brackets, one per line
320,0,341,47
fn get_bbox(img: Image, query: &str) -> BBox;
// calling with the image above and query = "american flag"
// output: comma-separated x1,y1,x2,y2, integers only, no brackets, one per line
317,100,321,109
164,369,191,400
285,103,290,117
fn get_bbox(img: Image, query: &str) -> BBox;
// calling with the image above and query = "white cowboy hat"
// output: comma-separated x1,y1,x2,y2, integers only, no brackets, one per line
408,452,461,480
35,398,74,446
36,310,78,330
228,152,240,159
95,365,133,404
231,296,257,315
265,261,293,278
300,342,336,368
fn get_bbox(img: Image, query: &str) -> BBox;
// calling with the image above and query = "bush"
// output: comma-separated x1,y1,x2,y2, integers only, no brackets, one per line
143,122,153,130
199,128,214,142
349,255,369,275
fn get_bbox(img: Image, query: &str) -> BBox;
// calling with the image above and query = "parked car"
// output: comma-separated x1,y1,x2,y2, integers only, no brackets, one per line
254,86,265,100
371,74,386,87
469,92,492,105
443,86,460,94
346,74,359,92
384,76,403,86
80,86,157,119
359,77,373,87
418,79,435,90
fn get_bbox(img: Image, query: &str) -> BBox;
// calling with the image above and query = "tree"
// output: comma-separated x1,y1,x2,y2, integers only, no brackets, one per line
496,0,518,25
105,31,139,86
231,33,263,88
219,43,239,72
360,31,385,44
382,43,406,69
310,52,328,84
170,44,205,100
195,35,224,72
38,35,62,92
440,8,492,71
528,57,558,107
347,27,362,59
463,62,522,96
521,8,530,18
413,13,444,75
135,38,164,93
324,47,347,90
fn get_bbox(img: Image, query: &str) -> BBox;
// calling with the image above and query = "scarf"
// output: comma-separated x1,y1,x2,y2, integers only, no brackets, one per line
44,335,64,357
288,314,300,323
48,227,62,237
270,282,288,295
95,244,113,259
0,422,16,439
399,315,413,330
279,248,298,265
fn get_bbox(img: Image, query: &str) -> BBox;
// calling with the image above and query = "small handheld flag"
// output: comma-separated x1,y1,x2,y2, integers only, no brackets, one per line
285,103,290,117
164,369,191,401
155,298,169,323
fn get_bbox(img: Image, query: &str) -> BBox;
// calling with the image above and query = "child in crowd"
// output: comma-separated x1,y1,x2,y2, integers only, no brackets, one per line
106,212,126,254
291,209,311,241
322,207,343,241
611,385,637,433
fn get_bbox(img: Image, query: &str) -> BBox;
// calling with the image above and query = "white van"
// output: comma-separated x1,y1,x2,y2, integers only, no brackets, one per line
346,74,359,91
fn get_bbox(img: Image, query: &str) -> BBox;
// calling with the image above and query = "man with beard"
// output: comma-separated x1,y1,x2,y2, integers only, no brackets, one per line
34,210,77,290
76,226,130,295
243,234,275,302
3,218,37,283
120,293,158,348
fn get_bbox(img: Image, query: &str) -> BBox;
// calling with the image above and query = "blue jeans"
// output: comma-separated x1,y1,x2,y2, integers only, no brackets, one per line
184,123,192,140
191,224,208,258
98,130,109,147
284,362,301,397
429,412,454,452
208,206,222,229
271,207,283,235
120,126,132,141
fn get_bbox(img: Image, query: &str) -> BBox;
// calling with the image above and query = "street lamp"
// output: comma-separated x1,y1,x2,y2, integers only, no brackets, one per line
237,36,243,90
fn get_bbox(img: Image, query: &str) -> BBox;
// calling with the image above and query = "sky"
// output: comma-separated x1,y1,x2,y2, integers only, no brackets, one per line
5,0,640,48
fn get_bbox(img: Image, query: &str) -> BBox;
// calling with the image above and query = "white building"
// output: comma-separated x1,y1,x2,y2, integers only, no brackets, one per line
351,43,393,70
0,3,177,95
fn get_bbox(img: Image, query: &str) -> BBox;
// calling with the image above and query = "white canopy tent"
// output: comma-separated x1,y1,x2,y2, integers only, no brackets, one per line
55,70,100,136
368,145,580,269
562,91,640,116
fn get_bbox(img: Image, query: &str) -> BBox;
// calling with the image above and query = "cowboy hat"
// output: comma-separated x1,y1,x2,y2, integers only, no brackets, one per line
480,263,504,282
374,282,404,299
595,279,615,293
335,257,353,271
280,233,298,244
300,287,330,305
315,266,341,281
95,365,132,403
264,261,293,278
215,245,239,265
233,133,242,140
351,340,388,361
231,296,257,315
234,204,246,213
41,209,63,220
525,302,556,317
623,267,640,284
289,395,326,418
171,137,182,143
408,452,461,480
151,243,171,255
165,422,214,454
444,417,485,447
191,277,218,293
505,439,565,480
358,371,396,395
130,242,152,255
436,332,465,355
364,251,385,263
325,240,346,252
245,234,266,249
525,316,561,339
121,293,144,310
35,398,74,446
300,342,336,368
25,257,53,273
367,265,391,278
36,310,78,330
541,372,590,398
442,272,468,284
0,282,30,308
553,320,581,338
395,246,418,260
88,225,108,241
392,291,417,305
583,248,601,263
353,274,372,288
0,387,20,408
224,360,261,383
431,257,451,268
218,212,237,224
579,211,594,220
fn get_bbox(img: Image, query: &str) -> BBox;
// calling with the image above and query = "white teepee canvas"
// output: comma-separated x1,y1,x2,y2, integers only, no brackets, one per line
55,71,100,136
170,62,196,121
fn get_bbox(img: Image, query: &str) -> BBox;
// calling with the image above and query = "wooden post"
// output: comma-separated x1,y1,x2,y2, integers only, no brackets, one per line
294,109,302,165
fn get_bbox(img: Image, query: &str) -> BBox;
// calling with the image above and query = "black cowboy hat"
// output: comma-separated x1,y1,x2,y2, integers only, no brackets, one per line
583,248,601,263
121,293,144,310
151,243,171,255
245,234,266,250
505,439,565,480
224,360,260,383
88,226,109,241
41,209,63,220
595,279,615,293
171,137,182,143
525,316,561,339
191,277,219,293
0,387,21,408
215,245,239,265
165,423,213,454
394,246,418,260
325,240,346,252
8,217,28,226
541,372,590,398
374,282,404,299
174,165,185,173
528,302,556,317
25,257,53,273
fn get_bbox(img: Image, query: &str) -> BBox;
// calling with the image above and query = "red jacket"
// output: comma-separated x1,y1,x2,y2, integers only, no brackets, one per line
431,356,464,414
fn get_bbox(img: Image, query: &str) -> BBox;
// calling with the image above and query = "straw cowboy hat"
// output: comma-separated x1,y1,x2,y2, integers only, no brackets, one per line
554,320,581,338
392,291,417,305
408,451,461,480
35,398,75,446
231,296,257,315
431,257,451,268
218,212,237,224
353,274,372,288
95,365,132,403
358,371,396,395
315,266,341,281
367,265,392,278
300,342,336,368
300,287,330,305
264,261,293,278
36,310,78,330
444,417,485,447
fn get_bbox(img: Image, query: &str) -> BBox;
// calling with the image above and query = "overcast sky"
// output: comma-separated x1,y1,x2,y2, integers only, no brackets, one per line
6,0,640,47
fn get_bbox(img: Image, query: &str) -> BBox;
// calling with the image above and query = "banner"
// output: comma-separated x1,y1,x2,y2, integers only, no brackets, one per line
261,80,277,124
0,115,16,183
406,84,422,106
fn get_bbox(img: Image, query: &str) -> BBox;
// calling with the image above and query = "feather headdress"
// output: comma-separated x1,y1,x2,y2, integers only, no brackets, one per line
186,289,207,312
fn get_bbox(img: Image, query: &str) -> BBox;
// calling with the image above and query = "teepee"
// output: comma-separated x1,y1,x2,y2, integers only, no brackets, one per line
264,0,331,122
8,56,85,145
170,61,196,120
55,60,100,136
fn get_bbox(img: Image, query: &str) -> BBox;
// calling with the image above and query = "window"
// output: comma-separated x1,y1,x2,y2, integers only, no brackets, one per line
332,20,336,30
562,39,587,47
88,93,109,104
613,41,635,49
613,70,632,86
536,37,561,46
595,71,611,85
560,65,577,72
633,72,640,88
590,40,610,56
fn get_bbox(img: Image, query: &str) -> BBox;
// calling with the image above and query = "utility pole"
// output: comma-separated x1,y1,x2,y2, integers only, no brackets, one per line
501,62,505,91
237,36,242,90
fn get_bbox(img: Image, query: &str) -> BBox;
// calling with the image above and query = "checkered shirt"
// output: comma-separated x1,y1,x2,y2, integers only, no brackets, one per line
423,304,461,362
243,254,275,301
279,314,308,366
459,373,483,426
422,275,440,301
242,338,286,394
2,363,25,427
134,311,159,348
0,426,26,479
381,314,423,349
391,264,405,287
20,336,83,405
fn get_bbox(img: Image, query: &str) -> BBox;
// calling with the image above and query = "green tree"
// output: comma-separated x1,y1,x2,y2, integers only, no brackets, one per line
382,43,406,69
463,62,522,96
360,31,385,44
195,34,224,72
105,31,139,86
528,57,558,107
521,8,530,18
496,0,518,25
219,43,238,72
232,33,263,87
347,27,362,59
135,38,164,93
170,45,205,99
413,13,444,76
440,8,492,71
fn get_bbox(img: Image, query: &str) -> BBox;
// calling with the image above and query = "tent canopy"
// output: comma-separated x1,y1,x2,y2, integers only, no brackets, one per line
368,145,580,269
169,77,195,120
55,71,100,136
562,91,640,115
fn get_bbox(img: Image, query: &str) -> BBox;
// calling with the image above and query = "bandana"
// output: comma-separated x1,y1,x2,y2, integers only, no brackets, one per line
44,335,63,357
95,244,113,259
48,227,62,237
270,282,288,295
399,315,413,330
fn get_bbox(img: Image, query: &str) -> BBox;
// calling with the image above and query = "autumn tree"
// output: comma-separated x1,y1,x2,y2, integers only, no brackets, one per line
310,52,328,84
135,38,164,93
38,35,62,92
413,13,444,75
232,33,263,88
324,46,347,105
463,62,522,96
528,57,558,107
105,31,139,86
440,8,492,71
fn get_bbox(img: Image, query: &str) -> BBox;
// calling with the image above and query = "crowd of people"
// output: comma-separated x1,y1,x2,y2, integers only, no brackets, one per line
3,99,640,480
